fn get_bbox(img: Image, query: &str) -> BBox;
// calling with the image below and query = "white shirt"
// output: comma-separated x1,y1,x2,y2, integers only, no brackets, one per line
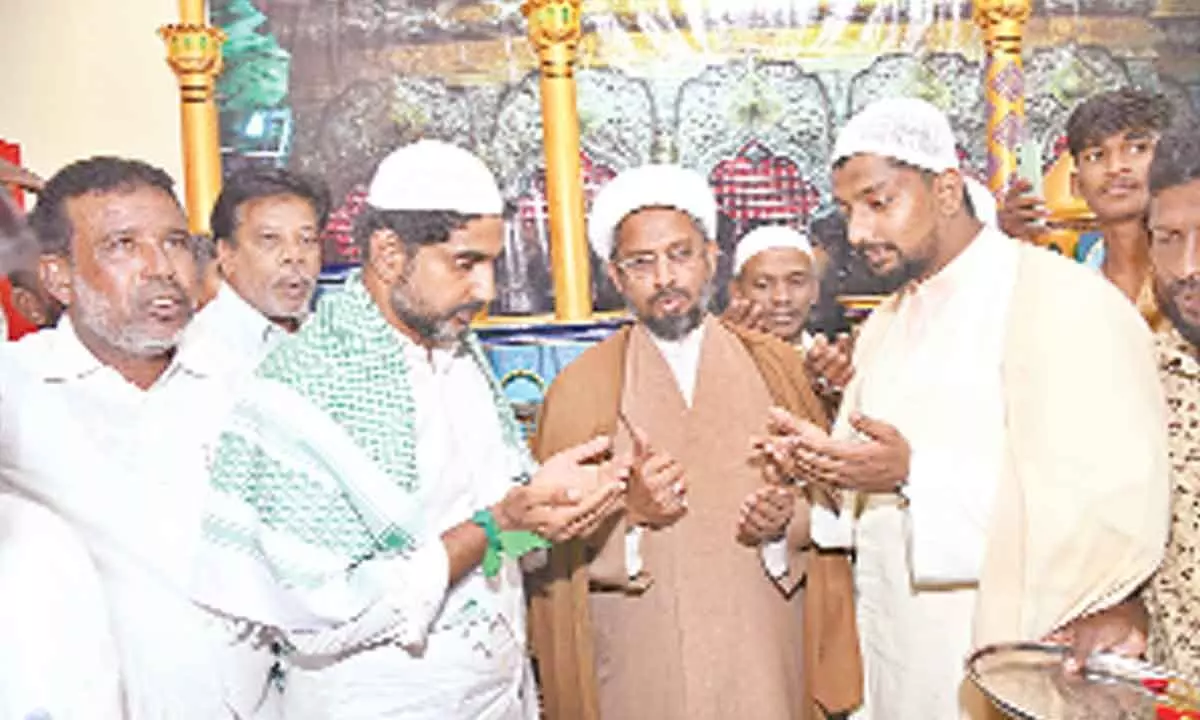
185,281,291,378
0,493,122,720
0,317,246,719
811,226,1017,585
280,335,537,720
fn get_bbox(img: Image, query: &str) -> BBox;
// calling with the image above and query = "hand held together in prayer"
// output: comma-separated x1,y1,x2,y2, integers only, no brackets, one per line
624,424,688,529
493,436,629,543
806,333,855,394
736,485,794,547
722,297,773,335
759,407,910,495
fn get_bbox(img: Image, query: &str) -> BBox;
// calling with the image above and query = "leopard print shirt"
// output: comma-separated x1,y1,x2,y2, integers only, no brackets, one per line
1145,326,1200,680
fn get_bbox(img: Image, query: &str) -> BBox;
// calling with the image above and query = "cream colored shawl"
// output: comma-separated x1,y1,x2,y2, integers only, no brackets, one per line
839,236,1169,647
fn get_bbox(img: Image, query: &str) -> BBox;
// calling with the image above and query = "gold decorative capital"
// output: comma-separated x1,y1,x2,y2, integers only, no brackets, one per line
973,0,1033,28
521,0,583,53
159,23,226,80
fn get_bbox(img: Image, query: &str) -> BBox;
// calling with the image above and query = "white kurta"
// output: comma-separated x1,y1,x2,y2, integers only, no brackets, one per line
185,281,291,378
277,335,537,720
0,493,122,720
815,227,1018,720
0,317,259,719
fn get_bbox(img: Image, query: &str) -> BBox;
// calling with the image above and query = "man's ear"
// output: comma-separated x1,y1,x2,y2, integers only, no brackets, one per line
215,237,235,280
1070,169,1081,200
935,170,966,217
605,255,624,294
366,229,410,282
39,254,72,308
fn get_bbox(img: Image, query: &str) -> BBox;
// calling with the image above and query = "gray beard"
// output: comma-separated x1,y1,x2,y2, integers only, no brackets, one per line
637,280,713,342
72,273,187,357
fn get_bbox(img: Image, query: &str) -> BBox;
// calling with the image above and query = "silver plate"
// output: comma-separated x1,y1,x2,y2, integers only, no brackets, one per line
965,642,1195,720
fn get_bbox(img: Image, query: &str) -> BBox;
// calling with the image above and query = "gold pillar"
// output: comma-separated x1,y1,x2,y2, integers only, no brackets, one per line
522,0,592,322
160,0,225,235
974,0,1033,194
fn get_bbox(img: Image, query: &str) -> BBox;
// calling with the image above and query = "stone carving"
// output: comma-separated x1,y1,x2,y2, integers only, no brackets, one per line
675,58,834,202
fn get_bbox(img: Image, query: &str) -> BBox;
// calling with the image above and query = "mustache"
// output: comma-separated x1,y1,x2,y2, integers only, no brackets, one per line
854,241,900,258
649,287,691,309
133,278,188,306
271,274,315,290
444,301,485,319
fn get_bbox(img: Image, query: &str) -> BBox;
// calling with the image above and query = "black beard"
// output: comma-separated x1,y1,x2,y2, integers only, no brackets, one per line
1158,286,1200,350
389,277,482,346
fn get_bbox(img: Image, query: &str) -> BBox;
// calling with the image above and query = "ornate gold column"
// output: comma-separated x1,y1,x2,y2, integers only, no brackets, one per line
974,0,1033,194
160,0,226,235
522,0,592,322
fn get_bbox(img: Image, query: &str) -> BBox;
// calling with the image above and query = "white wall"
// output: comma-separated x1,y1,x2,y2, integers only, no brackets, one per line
0,0,184,188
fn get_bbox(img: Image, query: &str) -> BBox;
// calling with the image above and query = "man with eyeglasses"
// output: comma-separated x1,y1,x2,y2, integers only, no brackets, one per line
528,164,861,720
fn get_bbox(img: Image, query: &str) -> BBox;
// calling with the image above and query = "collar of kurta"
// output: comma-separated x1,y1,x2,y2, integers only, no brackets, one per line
897,225,1002,303
38,314,207,385
208,281,291,348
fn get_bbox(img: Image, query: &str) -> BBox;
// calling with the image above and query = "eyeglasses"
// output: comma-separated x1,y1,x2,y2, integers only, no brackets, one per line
613,244,701,279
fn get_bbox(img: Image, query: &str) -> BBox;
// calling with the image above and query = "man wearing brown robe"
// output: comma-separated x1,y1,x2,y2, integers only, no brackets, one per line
528,164,862,720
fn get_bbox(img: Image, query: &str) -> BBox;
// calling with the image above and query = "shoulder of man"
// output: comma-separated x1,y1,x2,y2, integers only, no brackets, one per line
1014,242,1150,340
720,319,829,425
534,326,631,460
541,325,631,404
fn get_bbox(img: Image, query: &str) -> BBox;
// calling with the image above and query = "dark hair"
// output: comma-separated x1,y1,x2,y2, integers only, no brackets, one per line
352,207,480,260
1149,128,1200,196
27,156,179,257
1066,88,1173,160
0,193,37,277
209,167,331,245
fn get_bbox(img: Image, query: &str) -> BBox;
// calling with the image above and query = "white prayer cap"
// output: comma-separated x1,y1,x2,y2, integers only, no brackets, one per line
366,139,503,215
588,164,718,261
733,225,815,275
833,97,959,173
835,98,999,226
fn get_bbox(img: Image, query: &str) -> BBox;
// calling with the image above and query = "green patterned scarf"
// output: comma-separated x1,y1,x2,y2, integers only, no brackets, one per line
199,271,532,625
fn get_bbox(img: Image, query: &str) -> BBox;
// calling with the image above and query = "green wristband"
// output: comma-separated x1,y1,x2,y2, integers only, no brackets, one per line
471,508,550,578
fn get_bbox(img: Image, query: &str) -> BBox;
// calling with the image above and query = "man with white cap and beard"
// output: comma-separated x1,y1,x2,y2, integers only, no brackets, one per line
727,225,854,407
761,97,1170,719
195,139,629,720
528,164,862,720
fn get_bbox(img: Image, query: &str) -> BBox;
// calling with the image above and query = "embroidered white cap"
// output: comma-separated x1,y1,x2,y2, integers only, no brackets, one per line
834,97,998,226
833,97,960,172
366,139,504,215
588,164,718,261
733,225,815,275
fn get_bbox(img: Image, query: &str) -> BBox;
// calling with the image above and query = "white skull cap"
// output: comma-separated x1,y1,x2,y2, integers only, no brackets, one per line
833,97,959,172
733,225,815,275
588,164,718,261
835,98,999,226
366,139,504,215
